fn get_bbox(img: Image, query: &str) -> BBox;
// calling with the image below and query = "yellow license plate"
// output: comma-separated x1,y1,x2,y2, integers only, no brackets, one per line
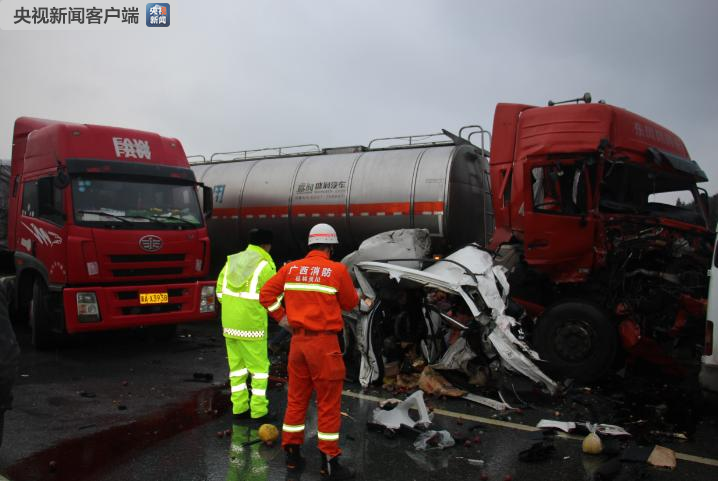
140,293,168,304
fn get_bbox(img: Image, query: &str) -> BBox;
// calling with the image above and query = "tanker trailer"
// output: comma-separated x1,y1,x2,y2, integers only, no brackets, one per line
191,128,493,273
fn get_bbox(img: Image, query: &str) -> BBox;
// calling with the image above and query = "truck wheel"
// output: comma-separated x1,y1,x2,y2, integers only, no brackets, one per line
533,301,616,383
29,279,59,349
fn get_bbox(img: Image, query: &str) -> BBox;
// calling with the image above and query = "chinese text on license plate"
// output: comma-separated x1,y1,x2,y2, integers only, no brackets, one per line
140,293,169,304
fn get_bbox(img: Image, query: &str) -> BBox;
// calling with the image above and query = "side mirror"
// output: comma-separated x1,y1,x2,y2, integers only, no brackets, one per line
700,191,709,207
202,185,213,219
54,170,70,189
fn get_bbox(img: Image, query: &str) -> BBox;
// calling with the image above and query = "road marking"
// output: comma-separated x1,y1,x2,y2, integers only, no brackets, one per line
341,389,718,468
675,453,718,467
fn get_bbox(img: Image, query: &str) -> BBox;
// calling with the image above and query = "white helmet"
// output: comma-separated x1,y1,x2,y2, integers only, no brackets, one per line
308,223,339,246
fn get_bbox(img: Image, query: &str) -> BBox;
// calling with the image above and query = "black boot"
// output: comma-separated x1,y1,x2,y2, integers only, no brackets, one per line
249,411,277,426
232,411,251,423
320,452,355,480
285,444,305,472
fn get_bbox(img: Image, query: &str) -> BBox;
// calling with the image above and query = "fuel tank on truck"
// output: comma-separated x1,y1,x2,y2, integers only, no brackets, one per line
191,128,494,274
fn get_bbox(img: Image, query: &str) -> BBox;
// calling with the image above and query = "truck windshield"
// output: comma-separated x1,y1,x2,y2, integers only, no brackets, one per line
71,176,203,229
600,162,704,226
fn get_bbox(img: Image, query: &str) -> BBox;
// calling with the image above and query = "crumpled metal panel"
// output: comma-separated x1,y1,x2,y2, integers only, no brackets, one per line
354,244,559,394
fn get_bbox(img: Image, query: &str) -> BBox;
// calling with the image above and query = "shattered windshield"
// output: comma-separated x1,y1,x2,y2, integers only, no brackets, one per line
71,176,203,229
600,162,704,226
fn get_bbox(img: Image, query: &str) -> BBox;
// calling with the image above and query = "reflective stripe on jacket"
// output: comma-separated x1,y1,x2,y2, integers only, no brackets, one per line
259,250,358,332
216,244,276,340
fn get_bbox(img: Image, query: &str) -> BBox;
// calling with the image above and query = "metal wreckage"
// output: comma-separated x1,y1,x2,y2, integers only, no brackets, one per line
341,229,560,398
339,222,713,403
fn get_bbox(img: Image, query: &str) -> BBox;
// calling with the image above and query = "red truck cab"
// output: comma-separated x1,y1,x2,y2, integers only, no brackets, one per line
489,101,713,381
7,117,216,347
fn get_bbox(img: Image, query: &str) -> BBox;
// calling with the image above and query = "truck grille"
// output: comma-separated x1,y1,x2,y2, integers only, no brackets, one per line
112,267,184,277
110,254,185,263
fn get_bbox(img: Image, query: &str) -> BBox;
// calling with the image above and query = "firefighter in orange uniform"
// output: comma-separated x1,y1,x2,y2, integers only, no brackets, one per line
260,223,358,480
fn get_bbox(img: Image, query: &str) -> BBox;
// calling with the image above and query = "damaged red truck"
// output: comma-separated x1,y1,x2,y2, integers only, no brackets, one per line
1,118,217,347
193,95,713,383
489,99,712,381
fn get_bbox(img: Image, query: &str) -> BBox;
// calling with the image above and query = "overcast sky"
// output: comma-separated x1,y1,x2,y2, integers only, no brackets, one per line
1,0,717,194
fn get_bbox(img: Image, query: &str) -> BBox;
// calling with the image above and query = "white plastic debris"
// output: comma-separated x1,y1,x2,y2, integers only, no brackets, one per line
464,393,510,411
371,390,433,430
413,430,455,451
537,420,576,432
593,424,630,437
536,419,631,437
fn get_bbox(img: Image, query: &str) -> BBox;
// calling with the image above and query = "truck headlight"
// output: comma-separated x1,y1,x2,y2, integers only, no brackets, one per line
200,285,215,313
77,292,101,322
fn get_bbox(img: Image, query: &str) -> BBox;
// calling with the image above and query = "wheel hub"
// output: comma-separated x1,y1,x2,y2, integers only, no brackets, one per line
554,320,594,362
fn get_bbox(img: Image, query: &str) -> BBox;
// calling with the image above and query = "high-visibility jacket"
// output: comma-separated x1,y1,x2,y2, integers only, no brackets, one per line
216,244,276,340
259,250,358,332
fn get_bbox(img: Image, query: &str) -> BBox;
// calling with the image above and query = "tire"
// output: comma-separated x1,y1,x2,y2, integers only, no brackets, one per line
533,300,617,383
29,279,61,349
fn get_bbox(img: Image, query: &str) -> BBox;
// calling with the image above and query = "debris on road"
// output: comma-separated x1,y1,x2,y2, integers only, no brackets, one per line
186,372,214,383
649,430,688,441
536,420,575,432
258,424,279,446
581,432,602,455
464,392,511,411
536,419,630,437
418,367,466,397
413,430,455,450
370,390,432,431
647,445,677,469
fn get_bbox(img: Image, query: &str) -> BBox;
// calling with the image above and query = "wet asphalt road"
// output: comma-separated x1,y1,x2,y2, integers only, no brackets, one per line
86,383,718,481
4,320,718,481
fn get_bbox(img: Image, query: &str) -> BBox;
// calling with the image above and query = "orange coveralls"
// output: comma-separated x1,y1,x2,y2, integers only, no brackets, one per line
259,250,359,457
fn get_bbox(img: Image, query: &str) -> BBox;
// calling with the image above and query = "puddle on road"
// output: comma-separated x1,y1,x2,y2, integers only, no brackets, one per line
5,386,230,481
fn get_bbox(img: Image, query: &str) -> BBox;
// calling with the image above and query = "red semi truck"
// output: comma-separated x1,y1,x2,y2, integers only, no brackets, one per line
193,94,713,382
488,97,712,381
1,117,217,348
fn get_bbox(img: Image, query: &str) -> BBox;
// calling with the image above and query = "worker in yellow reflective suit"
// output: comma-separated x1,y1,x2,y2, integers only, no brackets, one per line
216,229,276,422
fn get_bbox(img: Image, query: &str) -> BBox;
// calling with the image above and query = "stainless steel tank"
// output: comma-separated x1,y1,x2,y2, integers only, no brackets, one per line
191,129,493,272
